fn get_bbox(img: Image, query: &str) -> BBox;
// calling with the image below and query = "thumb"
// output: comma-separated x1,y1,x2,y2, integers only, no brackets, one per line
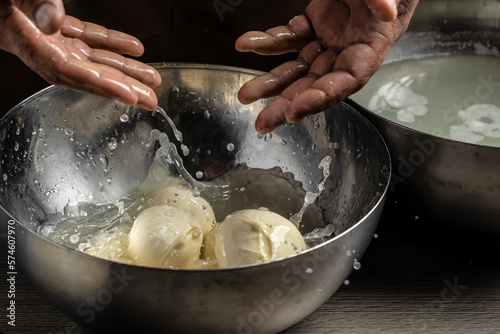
10,0,66,34
364,0,400,21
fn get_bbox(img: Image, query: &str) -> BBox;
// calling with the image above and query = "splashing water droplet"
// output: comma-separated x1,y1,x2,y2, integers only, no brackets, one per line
289,155,332,228
303,224,335,241
108,138,118,150
38,224,55,237
156,107,183,142
70,234,80,244
120,114,129,122
181,144,189,156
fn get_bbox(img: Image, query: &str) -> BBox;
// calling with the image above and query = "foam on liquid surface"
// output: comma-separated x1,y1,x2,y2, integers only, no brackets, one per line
352,55,500,147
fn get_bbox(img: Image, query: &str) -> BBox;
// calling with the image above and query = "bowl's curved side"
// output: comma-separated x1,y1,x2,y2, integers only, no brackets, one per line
0,197,385,334
0,64,390,334
351,98,500,233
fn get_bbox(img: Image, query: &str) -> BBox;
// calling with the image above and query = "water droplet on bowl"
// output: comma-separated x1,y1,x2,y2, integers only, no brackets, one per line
70,234,80,244
108,138,118,150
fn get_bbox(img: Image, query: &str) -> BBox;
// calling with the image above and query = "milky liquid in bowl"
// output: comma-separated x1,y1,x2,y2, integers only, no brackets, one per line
352,54,500,147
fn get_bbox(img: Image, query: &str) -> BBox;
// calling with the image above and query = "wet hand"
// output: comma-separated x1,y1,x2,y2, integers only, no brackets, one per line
0,0,161,110
236,0,419,133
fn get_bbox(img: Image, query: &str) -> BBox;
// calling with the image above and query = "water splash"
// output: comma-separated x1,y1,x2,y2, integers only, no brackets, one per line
303,223,335,241
156,107,182,142
289,155,332,228
146,129,205,193
156,106,190,156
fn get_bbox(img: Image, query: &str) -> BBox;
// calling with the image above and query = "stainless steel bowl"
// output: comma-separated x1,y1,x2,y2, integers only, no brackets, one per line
350,0,500,234
0,64,390,334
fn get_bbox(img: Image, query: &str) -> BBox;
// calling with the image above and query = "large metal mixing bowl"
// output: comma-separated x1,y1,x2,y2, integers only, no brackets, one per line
0,64,390,333
350,0,500,234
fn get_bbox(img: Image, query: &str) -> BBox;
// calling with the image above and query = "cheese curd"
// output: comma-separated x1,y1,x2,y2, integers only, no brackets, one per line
208,208,307,268
128,205,203,269
149,185,216,235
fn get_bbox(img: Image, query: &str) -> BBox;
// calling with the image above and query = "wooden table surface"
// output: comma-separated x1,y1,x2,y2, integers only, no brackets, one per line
1,193,499,334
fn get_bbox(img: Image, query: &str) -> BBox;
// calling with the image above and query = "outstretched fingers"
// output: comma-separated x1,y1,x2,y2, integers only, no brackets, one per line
0,4,159,110
61,16,144,57
25,33,158,110
286,44,383,123
51,54,158,110
254,48,339,133
238,41,324,105
88,49,161,88
235,15,315,55
61,35,161,89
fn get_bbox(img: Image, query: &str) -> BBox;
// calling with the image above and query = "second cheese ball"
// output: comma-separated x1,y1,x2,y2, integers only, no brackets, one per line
128,205,203,269
207,208,307,268
150,185,216,236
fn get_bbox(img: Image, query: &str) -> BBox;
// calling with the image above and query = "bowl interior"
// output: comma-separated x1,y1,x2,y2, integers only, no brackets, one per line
0,63,390,245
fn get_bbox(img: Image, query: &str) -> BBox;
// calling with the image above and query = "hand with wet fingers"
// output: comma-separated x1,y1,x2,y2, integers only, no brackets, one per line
0,0,161,110
236,0,420,134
